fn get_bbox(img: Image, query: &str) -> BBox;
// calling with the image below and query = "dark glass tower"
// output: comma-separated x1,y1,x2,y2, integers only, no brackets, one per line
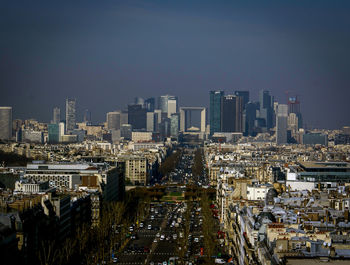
234,91,249,109
209,91,224,135
128,104,146,130
221,95,243,132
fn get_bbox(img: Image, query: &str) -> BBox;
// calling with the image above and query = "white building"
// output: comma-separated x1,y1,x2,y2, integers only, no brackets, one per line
247,184,271,200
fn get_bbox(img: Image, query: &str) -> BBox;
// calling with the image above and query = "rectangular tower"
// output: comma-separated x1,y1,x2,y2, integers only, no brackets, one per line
210,91,224,135
276,104,288,145
65,99,76,133
0,107,12,140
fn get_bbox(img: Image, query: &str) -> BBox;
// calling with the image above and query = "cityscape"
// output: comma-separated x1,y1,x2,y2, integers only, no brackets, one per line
1,1,350,265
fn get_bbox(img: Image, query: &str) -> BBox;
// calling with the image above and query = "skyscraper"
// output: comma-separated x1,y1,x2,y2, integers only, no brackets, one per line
221,95,243,132
158,95,178,117
48,123,60,143
259,90,274,129
234,91,249,109
0,107,12,140
65,99,76,133
128,104,146,130
52,107,60,124
107,111,121,130
276,104,288,145
170,113,180,137
83,109,91,123
243,102,258,136
209,90,224,135
145,98,155,112
288,96,303,129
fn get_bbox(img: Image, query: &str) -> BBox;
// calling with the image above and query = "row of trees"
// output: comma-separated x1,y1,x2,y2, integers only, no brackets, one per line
159,148,183,177
36,189,152,265
201,193,218,264
192,148,204,177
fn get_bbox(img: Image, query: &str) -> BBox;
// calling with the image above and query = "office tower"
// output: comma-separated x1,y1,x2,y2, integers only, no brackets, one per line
134,97,145,106
288,96,303,129
0,107,12,140
106,111,121,130
170,113,180,137
259,90,274,129
59,122,65,141
234,91,250,109
276,104,288,145
48,123,60,143
52,107,60,124
243,102,258,136
160,117,171,139
146,112,156,132
121,124,132,140
221,95,243,132
209,91,224,135
158,95,178,117
128,104,146,130
83,109,91,123
145,98,155,112
120,111,128,126
65,98,76,132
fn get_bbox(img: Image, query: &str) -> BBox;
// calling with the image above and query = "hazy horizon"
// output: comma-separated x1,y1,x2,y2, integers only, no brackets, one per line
1,0,350,129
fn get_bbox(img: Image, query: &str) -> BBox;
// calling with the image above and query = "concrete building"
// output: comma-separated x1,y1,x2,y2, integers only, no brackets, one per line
0,106,12,140
65,99,76,132
303,132,328,146
146,112,156,132
22,129,44,144
286,161,350,191
52,107,60,124
24,163,100,190
118,155,149,185
276,104,288,145
179,107,206,133
106,111,121,130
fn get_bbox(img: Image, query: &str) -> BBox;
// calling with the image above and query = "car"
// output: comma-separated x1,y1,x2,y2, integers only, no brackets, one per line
140,223,144,228
148,225,152,230
156,233,160,237
215,258,226,264
129,226,134,232
153,238,158,243
163,262,167,265
112,257,118,263
194,237,199,243
151,215,155,220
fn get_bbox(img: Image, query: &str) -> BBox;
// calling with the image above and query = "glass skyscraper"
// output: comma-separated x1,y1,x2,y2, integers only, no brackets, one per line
209,90,224,135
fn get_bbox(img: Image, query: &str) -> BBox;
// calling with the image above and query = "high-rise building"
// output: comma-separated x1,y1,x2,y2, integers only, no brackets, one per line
146,112,156,132
134,97,145,106
121,124,132,140
0,107,12,140
83,109,91,123
288,96,303,129
158,95,178,117
48,124,60,143
145,98,155,112
276,104,288,145
221,95,243,132
243,102,258,136
209,91,224,135
65,99,76,133
259,90,274,129
106,111,121,130
120,111,128,126
52,107,60,124
234,91,249,109
128,104,146,130
170,113,180,137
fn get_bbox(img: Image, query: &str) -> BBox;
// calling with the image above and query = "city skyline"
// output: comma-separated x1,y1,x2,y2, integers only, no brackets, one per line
1,1,350,129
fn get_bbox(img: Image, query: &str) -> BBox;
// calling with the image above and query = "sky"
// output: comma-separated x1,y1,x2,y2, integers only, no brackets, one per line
1,0,349,129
